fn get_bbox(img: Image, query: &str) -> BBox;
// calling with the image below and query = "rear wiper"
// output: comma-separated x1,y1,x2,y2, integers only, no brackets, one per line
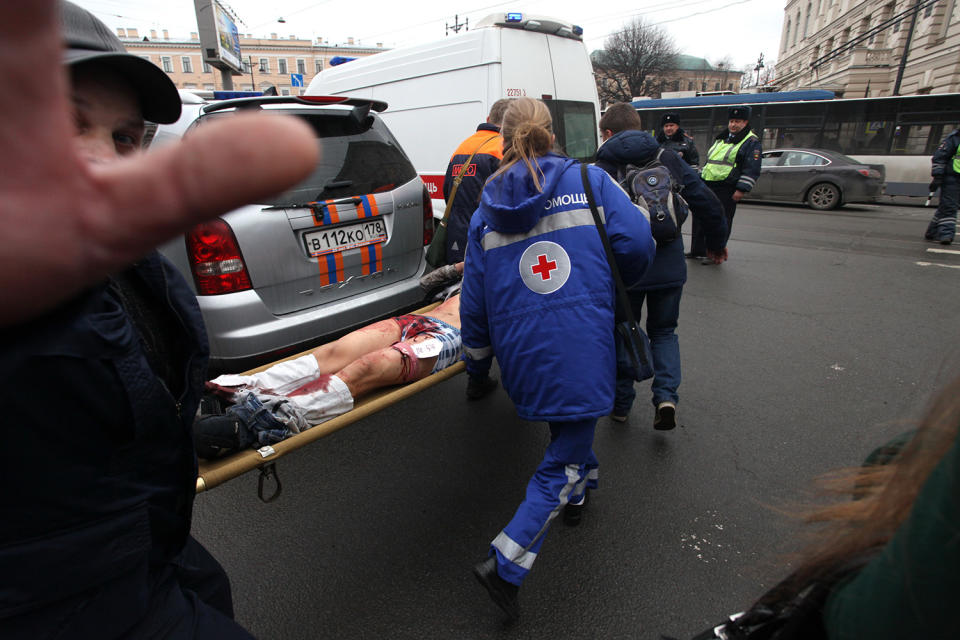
262,195,361,211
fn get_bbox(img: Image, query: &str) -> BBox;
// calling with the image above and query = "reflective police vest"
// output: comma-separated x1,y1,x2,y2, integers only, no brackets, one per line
953,148,960,173
702,132,758,182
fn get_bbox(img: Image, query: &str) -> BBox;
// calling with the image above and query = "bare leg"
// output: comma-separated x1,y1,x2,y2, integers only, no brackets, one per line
309,318,402,374
337,339,440,399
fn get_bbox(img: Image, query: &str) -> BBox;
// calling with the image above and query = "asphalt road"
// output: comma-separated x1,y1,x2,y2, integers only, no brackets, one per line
192,200,960,640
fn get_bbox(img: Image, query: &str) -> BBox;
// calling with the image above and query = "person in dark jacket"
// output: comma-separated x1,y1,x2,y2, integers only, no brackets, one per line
462,97,655,620
689,105,762,263
441,99,511,263
924,128,960,245
0,4,266,637
595,102,727,429
656,112,699,168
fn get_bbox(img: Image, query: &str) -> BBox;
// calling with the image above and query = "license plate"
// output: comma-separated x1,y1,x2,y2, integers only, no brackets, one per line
303,219,387,257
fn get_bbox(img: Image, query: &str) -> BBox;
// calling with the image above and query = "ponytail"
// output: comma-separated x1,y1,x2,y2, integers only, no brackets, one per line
489,97,554,192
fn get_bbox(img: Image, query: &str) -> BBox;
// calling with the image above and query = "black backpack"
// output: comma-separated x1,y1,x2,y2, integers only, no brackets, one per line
617,148,689,246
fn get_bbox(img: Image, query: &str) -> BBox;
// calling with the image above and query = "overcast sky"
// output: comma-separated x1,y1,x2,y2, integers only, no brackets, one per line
73,0,784,71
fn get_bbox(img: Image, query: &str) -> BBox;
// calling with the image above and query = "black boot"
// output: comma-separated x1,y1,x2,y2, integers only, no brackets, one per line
466,374,499,400
472,557,519,620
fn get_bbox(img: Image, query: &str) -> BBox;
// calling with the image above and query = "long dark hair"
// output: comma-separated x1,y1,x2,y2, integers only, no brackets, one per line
771,374,960,599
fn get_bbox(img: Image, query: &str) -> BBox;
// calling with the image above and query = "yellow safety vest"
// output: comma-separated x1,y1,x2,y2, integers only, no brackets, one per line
702,132,758,182
953,148,960,173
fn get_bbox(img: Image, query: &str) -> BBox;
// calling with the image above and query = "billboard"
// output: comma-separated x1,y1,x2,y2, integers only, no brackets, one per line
194,0,243,74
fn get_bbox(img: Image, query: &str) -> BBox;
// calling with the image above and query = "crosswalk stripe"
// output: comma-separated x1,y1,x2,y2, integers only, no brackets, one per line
915,261,960,269
925,247,960,255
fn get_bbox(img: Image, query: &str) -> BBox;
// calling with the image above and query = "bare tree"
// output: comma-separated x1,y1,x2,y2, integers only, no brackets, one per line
592,18,679,103
740,59,777,89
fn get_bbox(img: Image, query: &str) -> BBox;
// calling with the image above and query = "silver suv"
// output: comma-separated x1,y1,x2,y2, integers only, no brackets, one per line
156,94,434,374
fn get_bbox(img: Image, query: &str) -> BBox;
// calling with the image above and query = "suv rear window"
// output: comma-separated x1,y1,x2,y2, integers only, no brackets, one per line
203,110,418,205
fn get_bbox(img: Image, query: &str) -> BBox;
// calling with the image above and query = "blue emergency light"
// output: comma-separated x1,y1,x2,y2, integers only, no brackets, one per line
505,12,522,22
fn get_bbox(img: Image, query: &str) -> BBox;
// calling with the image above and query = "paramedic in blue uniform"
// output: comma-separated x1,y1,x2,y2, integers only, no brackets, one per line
0,3,313,637
460,97,655,619
441,99,511,264
689,105,762,262
594,103,727,429
925,128,960,245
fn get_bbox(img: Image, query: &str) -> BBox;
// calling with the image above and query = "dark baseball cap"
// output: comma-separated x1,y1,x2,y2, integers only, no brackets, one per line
61,1,181,124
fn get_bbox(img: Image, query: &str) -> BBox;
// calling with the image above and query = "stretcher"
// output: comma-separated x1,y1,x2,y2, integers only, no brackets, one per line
195,301,463,498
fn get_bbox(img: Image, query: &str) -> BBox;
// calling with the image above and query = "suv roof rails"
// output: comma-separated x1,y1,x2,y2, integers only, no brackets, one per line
202,95,388,114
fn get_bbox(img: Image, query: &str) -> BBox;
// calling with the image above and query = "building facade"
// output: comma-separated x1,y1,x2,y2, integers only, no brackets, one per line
660,55,744,96
777,0,960,97
117,27,386,95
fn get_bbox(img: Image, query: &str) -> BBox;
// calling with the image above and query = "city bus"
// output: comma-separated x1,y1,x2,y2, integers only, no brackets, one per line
630,91,960,199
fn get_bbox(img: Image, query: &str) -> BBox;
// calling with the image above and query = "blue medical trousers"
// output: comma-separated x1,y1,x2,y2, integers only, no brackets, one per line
926,174,959,242
614,286,683,416
490,418,599,585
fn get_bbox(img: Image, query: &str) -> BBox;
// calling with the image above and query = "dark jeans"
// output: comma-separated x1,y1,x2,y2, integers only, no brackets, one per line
614,286,683,415
926,175,959,242
690,182,738,255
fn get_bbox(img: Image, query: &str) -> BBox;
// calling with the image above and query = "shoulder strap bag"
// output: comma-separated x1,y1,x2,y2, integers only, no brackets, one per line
579,163,654,382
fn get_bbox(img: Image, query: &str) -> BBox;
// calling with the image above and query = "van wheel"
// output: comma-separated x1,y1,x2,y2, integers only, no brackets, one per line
807,182,841,210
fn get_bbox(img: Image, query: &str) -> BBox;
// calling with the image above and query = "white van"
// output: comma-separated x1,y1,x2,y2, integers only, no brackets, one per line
305,12,601,210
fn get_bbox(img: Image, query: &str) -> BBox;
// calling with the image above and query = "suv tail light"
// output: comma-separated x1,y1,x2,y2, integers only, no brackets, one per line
857,168,882,179
185,220,253,295
422,184,435,247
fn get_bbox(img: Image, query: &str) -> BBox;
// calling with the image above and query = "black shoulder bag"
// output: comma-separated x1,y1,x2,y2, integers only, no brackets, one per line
580,163,654,382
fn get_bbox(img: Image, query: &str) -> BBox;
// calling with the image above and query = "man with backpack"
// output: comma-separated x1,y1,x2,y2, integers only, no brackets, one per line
594,102,728,429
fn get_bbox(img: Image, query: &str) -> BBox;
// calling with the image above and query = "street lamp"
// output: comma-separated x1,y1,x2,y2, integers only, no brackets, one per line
754,53,765,87
247,55,255,90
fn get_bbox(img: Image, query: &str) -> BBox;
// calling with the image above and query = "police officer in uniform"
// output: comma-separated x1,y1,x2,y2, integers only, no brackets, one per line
656,112,699,168
689,105,762,263
924,128,960,245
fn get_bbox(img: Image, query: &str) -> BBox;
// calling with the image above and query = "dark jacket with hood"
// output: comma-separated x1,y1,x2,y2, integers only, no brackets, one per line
595,129,727,289
656,127,700,168
460,153,655,421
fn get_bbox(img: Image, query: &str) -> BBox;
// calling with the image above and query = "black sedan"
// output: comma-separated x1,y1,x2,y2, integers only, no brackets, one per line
742,148,885,210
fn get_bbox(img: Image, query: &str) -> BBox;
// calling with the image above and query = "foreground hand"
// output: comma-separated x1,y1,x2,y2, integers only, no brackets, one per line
732,190,744,203
706,248,728,264
0,1,317,326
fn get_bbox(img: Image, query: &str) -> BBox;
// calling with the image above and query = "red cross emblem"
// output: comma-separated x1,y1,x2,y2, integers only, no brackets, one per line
531,254,558,280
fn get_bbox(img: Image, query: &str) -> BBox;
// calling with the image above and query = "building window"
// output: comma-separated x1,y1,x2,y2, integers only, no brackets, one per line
259,58,269,73
727,82,734,91
161,56,172,72
794,12,801,44
278,58,287,74
281,88,290,96
714,82,721,91
924,4,934,17
784,20,791,49
204,83,214,90
181,56,193,73
315,59,324,73
297,59,306,75
687,81,694,91
701,81,707,91
804,3,812,38
202,60,211,73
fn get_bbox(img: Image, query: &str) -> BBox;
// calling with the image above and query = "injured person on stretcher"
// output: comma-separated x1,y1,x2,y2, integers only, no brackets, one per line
194,264,490,458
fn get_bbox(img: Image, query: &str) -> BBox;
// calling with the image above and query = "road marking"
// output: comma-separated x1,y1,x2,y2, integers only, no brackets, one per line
925,247,960,255
915,261,960,270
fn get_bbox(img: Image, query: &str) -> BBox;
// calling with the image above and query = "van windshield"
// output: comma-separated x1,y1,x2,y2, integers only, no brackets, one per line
545,100,598,162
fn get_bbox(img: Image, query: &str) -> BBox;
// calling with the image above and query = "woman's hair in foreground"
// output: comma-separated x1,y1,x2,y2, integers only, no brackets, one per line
772,373,960,599
488,97,554,192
